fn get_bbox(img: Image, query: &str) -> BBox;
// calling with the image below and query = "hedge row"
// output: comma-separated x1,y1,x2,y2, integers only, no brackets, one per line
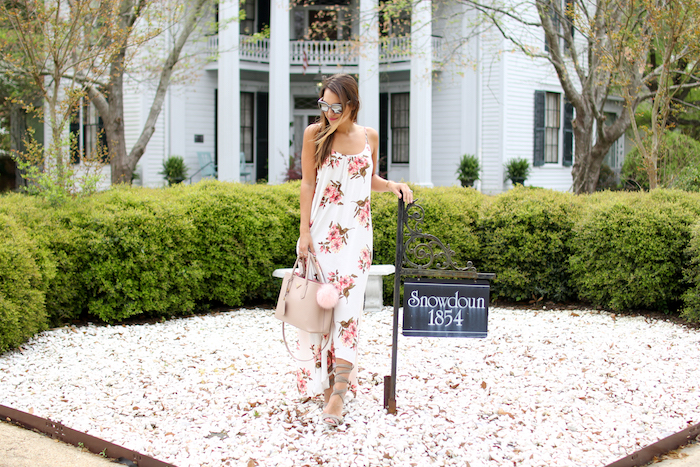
2,182,700,353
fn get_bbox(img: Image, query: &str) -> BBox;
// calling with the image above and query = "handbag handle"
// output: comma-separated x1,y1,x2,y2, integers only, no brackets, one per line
281,253,333,362
284,254,327,300
281,321,332,362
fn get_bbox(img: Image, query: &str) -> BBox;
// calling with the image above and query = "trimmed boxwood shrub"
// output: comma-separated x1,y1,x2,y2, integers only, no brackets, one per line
476,187,581,302
681,221,700,322
0,212,54,352
569,190,699,312
7,181,700,353
0,194,83,325
183,181,300,307
77,186,205,322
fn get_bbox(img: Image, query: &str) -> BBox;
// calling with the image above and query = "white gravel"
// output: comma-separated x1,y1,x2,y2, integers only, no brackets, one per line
0,306,699,467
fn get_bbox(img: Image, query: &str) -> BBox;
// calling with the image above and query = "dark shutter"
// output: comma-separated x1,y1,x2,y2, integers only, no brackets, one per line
256,92,269,181
533,91,545,167
563,100,574,167
379,93,389,178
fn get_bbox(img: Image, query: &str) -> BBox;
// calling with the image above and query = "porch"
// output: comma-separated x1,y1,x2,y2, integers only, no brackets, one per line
206,35,445,69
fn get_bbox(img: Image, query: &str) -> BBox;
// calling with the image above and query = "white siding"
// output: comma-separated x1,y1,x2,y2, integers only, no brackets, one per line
430,3,479,188
184,70,217,184
503,50,574,191
432,75,465,187
480,26,505,195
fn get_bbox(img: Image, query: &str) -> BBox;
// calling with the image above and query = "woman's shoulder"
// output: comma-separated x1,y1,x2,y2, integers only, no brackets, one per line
305,122,322,137
362,126,379,146
363,126,378,139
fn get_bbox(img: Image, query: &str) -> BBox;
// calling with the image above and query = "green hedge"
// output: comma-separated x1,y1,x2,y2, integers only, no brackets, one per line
76,187,205,321
182,181,299,307
5,183,700,353
477,187,581,302
0,211,54,353
682,220,700,322
569,190,700,312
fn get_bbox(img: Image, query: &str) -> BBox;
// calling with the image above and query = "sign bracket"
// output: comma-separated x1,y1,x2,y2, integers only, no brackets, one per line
384,199,495,414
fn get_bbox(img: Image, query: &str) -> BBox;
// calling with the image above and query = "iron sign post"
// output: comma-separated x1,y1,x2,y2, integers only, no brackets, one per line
384,199,495,414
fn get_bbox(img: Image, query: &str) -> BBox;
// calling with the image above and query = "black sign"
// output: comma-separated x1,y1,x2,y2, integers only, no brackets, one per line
402,278,489,338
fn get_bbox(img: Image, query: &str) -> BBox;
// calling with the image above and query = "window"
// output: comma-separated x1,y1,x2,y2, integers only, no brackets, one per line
543,0,575,52
603,112,621,169
292,0,352,40
391,93,409,164
379,0,411,37
69,99,107,164
544,92,560,163
533,91,573,166
294,96,320,110
240,92,254,163
240,0,255,34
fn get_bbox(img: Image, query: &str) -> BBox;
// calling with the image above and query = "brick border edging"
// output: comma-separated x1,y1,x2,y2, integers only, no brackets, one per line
0,404,177,467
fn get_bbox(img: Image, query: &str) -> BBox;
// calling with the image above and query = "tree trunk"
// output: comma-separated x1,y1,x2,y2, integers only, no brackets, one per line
103,54,131,185
89,0,212,185
570,102,630,194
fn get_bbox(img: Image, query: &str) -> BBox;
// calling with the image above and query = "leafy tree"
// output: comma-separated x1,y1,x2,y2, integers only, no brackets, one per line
85,0,215,184
449,0,648,193
1,0,216,189
623,0,700,189
371,0,700,193
1,0,125,193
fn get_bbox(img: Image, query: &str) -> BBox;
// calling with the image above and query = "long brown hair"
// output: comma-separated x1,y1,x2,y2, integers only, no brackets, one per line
314,74,360,169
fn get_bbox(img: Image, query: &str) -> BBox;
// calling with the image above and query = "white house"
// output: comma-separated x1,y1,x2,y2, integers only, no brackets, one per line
114,0,627,193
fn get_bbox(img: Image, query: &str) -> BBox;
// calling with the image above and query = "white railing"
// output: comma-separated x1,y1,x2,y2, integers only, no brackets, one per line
207,35,218,56
379,36,411,63
290,40,358,65
240,36,270,62
204,35,445,65
379,36,446,63
432,36,445,63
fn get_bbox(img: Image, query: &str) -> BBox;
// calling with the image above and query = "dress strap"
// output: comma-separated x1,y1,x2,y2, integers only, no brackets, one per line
364,127,368,145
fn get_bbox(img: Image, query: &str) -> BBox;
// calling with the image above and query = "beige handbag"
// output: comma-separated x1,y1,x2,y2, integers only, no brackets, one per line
275,254,337,361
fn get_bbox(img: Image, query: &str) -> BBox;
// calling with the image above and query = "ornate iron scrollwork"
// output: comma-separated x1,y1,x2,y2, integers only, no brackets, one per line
402,201,476,273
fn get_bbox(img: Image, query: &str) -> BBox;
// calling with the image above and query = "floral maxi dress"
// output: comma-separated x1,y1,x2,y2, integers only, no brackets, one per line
295,128,373,398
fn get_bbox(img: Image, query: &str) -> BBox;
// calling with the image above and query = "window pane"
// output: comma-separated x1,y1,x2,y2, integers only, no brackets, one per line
308,9,338,40
294,97,320,110
240,0,255,34
391,93,409,164
293,11,305,39
240,93,254,163
544,92,560,163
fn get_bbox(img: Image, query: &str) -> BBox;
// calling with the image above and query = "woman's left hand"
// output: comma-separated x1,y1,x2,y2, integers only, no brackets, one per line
389,181,414,204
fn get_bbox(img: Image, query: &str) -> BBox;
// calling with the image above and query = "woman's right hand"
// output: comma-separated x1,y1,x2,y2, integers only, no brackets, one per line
298,232,315,260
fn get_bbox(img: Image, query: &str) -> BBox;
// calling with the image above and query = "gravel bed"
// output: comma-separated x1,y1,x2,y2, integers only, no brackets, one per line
1,306,699,467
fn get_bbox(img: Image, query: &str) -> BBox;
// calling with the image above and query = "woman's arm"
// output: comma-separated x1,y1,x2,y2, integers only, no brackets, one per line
299,124,320,259
367,127,414,204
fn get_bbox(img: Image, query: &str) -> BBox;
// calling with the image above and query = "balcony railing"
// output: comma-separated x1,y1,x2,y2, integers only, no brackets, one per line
207,35,444,65
290,40,359,65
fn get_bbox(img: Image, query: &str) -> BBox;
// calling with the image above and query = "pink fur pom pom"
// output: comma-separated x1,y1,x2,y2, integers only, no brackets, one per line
317,283,339,309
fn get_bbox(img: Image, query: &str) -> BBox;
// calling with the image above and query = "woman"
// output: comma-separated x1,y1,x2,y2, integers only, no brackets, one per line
296,73,413,427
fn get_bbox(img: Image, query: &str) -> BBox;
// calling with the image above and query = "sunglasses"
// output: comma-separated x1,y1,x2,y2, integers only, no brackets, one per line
318,99,343,115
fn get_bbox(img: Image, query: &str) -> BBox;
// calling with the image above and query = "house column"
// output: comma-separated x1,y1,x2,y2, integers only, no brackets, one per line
217,0,240,181
358,0,379,134
268,0,291,185
409,0,432,187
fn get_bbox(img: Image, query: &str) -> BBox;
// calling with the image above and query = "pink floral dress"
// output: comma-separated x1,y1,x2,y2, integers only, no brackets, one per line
295,128,373,398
